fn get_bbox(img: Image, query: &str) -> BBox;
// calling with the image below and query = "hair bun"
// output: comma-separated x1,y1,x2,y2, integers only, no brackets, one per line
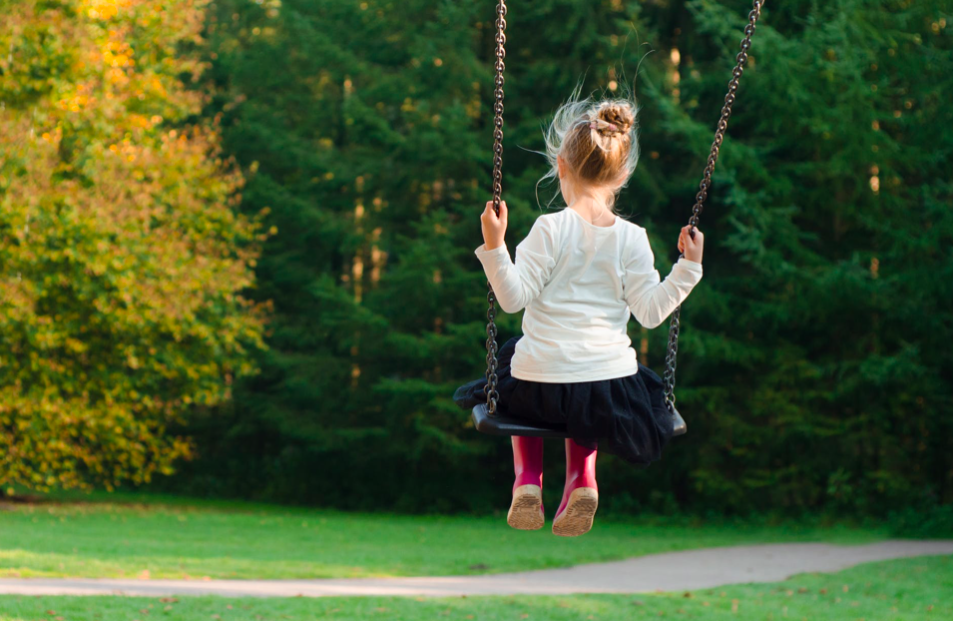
542,90,639,189
593,103,634,136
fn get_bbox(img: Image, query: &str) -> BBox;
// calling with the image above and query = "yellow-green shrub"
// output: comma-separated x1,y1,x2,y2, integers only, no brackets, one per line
0,0,266,491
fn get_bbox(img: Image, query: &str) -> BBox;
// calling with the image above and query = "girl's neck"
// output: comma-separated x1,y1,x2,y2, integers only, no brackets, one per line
567,195,616,228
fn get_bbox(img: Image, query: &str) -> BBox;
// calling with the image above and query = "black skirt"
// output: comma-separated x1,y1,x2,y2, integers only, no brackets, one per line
454,337,676,467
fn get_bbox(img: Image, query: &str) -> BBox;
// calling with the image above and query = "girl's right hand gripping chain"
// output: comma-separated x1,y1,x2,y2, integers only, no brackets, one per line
677,225,704,263
481,200,508,251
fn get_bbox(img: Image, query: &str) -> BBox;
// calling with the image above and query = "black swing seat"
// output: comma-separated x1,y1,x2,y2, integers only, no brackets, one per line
470,403,573,438
471,403,688,438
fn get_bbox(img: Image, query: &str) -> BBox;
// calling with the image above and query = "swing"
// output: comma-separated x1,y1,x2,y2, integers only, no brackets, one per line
471,0,766,439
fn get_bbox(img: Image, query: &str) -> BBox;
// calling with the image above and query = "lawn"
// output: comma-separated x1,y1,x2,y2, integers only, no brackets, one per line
0,555,948,620
0,493,887,580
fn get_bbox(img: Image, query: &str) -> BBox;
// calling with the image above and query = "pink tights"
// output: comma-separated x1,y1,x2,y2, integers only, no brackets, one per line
511,436,597,515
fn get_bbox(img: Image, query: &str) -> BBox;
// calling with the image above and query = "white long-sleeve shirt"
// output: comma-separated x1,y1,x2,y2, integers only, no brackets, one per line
475,207,703,383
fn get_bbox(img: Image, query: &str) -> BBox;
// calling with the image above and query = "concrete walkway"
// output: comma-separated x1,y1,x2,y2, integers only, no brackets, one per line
0,541,950,598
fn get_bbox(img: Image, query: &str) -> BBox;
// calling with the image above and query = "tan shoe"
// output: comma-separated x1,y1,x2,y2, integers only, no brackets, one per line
507,484,544,530
552,487,598,537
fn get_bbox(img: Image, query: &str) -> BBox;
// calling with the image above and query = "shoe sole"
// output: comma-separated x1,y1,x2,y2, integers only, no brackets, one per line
552,487,598,537
507,484,544,530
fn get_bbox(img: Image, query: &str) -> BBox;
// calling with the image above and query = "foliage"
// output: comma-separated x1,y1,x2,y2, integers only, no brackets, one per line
166,0,499,509
166,0,951,515
0,0,265,491
887,503,953,538
658,0,953,515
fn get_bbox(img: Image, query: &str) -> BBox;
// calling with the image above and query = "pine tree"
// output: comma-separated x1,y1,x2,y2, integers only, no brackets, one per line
177,0,953,516
626,0,953,513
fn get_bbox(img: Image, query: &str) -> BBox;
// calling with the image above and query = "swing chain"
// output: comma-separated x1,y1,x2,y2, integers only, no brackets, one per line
662,0,764,413
485,0,507,416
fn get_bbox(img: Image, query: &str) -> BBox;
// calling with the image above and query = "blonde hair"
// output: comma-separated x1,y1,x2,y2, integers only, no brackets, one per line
538,84,640,209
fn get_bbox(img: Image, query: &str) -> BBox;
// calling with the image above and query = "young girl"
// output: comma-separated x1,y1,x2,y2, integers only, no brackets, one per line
454,95,704,537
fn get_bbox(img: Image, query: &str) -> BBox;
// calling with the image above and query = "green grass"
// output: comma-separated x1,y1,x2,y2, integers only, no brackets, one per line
0,555,949,620
0,492,887,580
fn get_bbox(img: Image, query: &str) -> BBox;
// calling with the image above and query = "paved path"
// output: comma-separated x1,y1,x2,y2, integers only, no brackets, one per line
0,541,950,598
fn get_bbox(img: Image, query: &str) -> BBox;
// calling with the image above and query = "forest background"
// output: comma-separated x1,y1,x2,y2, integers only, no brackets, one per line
1,0,950,525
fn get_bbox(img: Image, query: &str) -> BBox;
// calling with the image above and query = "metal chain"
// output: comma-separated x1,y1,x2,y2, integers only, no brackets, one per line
484,0,507,416
662,0,765,413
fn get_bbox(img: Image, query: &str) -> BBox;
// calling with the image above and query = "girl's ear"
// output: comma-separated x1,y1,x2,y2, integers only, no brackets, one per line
557,155,566,179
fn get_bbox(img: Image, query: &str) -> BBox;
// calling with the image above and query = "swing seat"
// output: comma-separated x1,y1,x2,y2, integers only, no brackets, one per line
471,404,688,438
471,404,572,438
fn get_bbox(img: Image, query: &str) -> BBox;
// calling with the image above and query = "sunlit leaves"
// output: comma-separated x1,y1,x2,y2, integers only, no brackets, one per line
0,0,265,492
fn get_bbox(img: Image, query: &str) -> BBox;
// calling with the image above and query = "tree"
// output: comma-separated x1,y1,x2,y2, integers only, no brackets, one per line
177,0,953,517
649,0,953,514
0,0,265,492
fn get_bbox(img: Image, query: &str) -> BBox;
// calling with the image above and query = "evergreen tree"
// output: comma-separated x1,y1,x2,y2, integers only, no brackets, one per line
174,0,953,516
642,0,953,514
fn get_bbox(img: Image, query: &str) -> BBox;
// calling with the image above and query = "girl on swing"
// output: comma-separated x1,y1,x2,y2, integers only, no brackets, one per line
455,93,705,537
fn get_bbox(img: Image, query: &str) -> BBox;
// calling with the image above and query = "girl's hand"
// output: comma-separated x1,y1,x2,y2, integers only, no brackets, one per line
677,225,704,263
481,200,508,250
